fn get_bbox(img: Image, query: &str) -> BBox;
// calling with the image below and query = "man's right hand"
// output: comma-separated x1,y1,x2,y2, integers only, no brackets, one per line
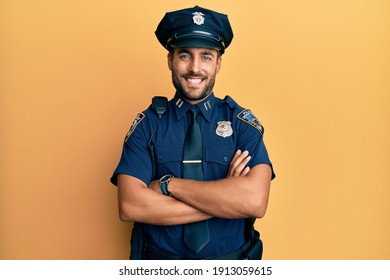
226,150,251,177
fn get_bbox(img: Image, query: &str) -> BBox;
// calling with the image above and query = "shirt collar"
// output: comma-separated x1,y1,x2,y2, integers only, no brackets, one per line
172,92,216,122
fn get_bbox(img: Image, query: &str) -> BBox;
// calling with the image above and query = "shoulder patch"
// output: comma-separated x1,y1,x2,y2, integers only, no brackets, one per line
237,109,263,134
124,113,145,142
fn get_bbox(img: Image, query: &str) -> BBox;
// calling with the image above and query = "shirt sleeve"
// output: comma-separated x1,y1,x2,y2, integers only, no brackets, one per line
235,110,276,180
110,112,155,186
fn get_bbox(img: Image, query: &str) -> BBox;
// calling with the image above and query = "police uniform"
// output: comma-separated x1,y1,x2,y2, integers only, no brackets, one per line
110,6,275,260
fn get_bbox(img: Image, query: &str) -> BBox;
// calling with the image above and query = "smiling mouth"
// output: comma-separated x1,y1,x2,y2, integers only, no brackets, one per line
187,78,203,84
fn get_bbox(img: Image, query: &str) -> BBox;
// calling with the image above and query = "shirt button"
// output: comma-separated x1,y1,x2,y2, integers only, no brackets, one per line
224,157,228,162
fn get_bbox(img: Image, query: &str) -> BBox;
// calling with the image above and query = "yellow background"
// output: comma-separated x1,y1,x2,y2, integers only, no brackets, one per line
1,0,389,259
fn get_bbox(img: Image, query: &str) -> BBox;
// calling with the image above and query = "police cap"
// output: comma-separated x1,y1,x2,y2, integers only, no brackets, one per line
155,6,233,54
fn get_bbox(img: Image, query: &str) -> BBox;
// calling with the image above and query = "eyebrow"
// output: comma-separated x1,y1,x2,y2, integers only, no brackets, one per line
177,48,216,57
201,51,215,56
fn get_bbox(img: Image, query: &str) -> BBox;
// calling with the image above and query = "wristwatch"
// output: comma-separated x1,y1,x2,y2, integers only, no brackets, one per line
160,174,174,196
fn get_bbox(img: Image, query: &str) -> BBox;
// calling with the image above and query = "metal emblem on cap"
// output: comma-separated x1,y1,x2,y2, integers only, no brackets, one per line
192,12,205,25
216,121,233,138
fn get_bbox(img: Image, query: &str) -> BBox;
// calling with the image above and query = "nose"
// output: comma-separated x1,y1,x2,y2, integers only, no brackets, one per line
188,57,201,74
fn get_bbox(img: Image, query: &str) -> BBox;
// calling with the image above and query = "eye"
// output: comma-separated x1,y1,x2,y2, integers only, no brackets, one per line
202,56,212,61
179,54,191,60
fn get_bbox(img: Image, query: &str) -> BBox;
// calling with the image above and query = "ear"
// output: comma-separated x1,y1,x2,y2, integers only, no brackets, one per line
216,56,222,74
167,52,173,71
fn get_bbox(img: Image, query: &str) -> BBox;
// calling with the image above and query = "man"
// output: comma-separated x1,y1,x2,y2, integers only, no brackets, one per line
110,6,275,260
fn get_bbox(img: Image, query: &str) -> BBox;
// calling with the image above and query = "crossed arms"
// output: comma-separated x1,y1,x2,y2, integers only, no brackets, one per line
117,150,272,226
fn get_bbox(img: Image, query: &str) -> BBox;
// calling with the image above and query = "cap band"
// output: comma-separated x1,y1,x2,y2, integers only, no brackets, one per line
167,30,225,50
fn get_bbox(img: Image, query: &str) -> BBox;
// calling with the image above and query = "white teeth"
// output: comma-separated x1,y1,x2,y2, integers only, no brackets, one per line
188,78,202,84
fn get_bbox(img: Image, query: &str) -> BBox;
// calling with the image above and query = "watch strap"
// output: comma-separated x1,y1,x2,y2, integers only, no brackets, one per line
160,174,173,196
160,182,171,196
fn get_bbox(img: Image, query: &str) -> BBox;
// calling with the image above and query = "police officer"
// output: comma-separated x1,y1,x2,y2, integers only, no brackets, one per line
111,6,275,260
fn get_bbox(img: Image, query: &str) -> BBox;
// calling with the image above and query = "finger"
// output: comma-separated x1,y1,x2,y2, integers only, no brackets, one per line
231,151,250,176
227,150,242,176
232,149,242,161
229,150,247,177
232,150,249,167
232,155,251,176
229,150,242,167
241,166,250,176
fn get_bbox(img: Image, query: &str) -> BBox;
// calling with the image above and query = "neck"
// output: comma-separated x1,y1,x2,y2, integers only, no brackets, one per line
177,91,213,105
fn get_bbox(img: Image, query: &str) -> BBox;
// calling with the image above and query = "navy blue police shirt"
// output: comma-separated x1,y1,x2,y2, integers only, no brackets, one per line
111,92,275,259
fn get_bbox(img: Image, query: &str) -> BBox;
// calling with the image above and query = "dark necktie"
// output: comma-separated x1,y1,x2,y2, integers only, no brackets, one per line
183,107,210,254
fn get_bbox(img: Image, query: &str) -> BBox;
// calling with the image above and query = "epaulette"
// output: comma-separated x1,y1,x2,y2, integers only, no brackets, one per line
223,95,240,109
222,96,263,134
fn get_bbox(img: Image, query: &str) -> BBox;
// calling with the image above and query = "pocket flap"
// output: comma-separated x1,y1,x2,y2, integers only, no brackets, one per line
155,145,183,164
205,146,234,166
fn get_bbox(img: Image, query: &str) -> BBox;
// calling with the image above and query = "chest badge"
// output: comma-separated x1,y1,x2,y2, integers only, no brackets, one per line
216,121,233,138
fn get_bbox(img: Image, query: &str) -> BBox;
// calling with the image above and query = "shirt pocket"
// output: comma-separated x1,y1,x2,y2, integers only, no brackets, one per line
205,145,235,179
155,145,182,178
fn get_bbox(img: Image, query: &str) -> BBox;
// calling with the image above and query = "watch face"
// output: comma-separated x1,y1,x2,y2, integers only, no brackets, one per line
160,174,172,183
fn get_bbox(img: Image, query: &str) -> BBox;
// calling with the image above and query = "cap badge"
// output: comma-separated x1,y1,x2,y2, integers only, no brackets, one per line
192,12,205,25
216,121,233,138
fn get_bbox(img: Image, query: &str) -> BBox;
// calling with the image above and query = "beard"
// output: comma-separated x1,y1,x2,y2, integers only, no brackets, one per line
171,70,216,102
